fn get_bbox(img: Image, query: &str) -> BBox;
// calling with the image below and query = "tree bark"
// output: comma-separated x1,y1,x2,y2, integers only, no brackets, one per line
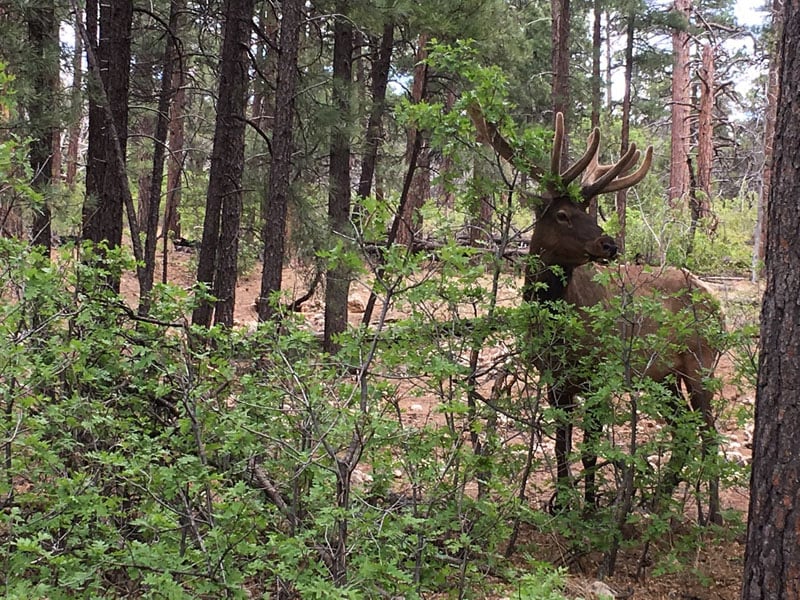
65,7,83,189
551,0,570,164
258,0,303,321
590,0,602,131
82,0,133,257
696,43,714,204
138,0,183,317
742,1,800,594
668,0,691,205
356,21,394,203
755,0,783,280
615,9,634,255
192,0,255,328
394,33,429,249
163,0,187,243
323,2,354,354
26,1,59,252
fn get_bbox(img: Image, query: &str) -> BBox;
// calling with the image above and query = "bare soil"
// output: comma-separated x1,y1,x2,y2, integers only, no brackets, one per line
122,252,761,600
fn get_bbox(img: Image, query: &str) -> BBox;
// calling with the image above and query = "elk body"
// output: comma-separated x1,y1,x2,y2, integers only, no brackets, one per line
469,107,723,524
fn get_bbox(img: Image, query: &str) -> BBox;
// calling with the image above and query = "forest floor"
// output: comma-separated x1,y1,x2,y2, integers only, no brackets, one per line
121,250,762,600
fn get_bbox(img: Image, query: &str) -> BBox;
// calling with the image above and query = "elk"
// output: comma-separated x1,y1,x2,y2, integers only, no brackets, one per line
468,105,723,524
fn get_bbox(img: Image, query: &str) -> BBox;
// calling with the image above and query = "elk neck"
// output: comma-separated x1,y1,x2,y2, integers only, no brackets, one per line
522,262,575,304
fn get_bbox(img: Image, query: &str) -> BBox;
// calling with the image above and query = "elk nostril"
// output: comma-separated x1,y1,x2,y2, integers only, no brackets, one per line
602,239,618,257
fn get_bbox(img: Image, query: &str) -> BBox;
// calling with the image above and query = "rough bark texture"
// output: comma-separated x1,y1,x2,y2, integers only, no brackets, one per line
65,8,82,188
139,0,182,316
395,33,429,249
192,0,255,327
742,1,800,595
323,3,354,353
756,0,784,276
696,43,714,203
668,0,691,204
590,0,601,131
615,10,634,254
82,0,133,252
163,0,187,243
258,0,302,321
356,21,394,202
26,1,59,251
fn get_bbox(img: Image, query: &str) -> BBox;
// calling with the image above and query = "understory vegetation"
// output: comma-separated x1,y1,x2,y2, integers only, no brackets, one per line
0,34,764,598
0,231,757,598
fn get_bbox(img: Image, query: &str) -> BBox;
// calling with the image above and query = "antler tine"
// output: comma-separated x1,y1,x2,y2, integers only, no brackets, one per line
560,128,600,185
594,145,653,195
467,102,545,179
583,144,635,183
550,112,565,178
581,142,642,200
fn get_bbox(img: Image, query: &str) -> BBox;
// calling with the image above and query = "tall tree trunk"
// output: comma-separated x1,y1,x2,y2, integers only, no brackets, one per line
356,21,394,203
65,7,83,189
26,1,59,252
591,0,602,131
139,0,182,316
394,33,428,248
696,43,714,205
742,0,800,594
323,2,354,354
82,0,133,260
754,0,783,281
605,10,613,111
668,0,691,205
162,6,187,264
615,9,635,255
258,0,302,321
551,0,570,164
192,0,255,327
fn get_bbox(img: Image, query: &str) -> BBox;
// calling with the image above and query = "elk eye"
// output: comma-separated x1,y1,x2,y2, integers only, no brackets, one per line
556,210,570,224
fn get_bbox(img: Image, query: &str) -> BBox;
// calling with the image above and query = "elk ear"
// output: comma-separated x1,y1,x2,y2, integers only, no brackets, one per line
520,191,548,216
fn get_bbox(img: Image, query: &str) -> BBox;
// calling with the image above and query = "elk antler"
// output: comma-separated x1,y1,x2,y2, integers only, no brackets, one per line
467,103,545,179
580,143,653,200
468,103,653,199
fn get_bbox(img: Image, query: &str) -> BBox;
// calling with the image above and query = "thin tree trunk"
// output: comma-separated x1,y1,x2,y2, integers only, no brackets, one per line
192,0,256,328
668,0,691,205
754,0,782,281
591,0,602,130
616,9,634,255
395,33,428,248
258,0,302,321
82,0,133,257
65,8,83,189
696,43,714,205
605,10,613,111
139,0,182,317
552,0,570,164
323,2,354,353
163,0,187,246
26,2,59,252
356,21,394,203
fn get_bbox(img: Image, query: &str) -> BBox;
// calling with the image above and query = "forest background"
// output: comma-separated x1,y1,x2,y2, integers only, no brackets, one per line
0,0,782,597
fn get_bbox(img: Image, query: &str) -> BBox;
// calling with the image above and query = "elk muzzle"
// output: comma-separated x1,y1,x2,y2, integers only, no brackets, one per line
589,235,618,262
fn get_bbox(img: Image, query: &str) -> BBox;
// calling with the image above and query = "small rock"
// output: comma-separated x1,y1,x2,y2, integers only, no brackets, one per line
589,580,616,599
348,298,365,313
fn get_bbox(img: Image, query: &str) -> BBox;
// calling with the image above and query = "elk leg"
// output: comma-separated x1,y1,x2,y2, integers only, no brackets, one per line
688,384,722,525
550,387,574,511
582,412,600,507
657,381,691,506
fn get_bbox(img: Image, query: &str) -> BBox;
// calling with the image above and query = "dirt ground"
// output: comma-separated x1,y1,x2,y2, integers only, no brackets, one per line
122,251,762,600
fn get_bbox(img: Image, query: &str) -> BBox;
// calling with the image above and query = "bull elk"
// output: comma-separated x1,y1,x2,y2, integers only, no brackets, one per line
469,106,723,524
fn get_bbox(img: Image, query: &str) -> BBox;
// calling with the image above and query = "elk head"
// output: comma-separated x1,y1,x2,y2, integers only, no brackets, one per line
467,106,653,268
